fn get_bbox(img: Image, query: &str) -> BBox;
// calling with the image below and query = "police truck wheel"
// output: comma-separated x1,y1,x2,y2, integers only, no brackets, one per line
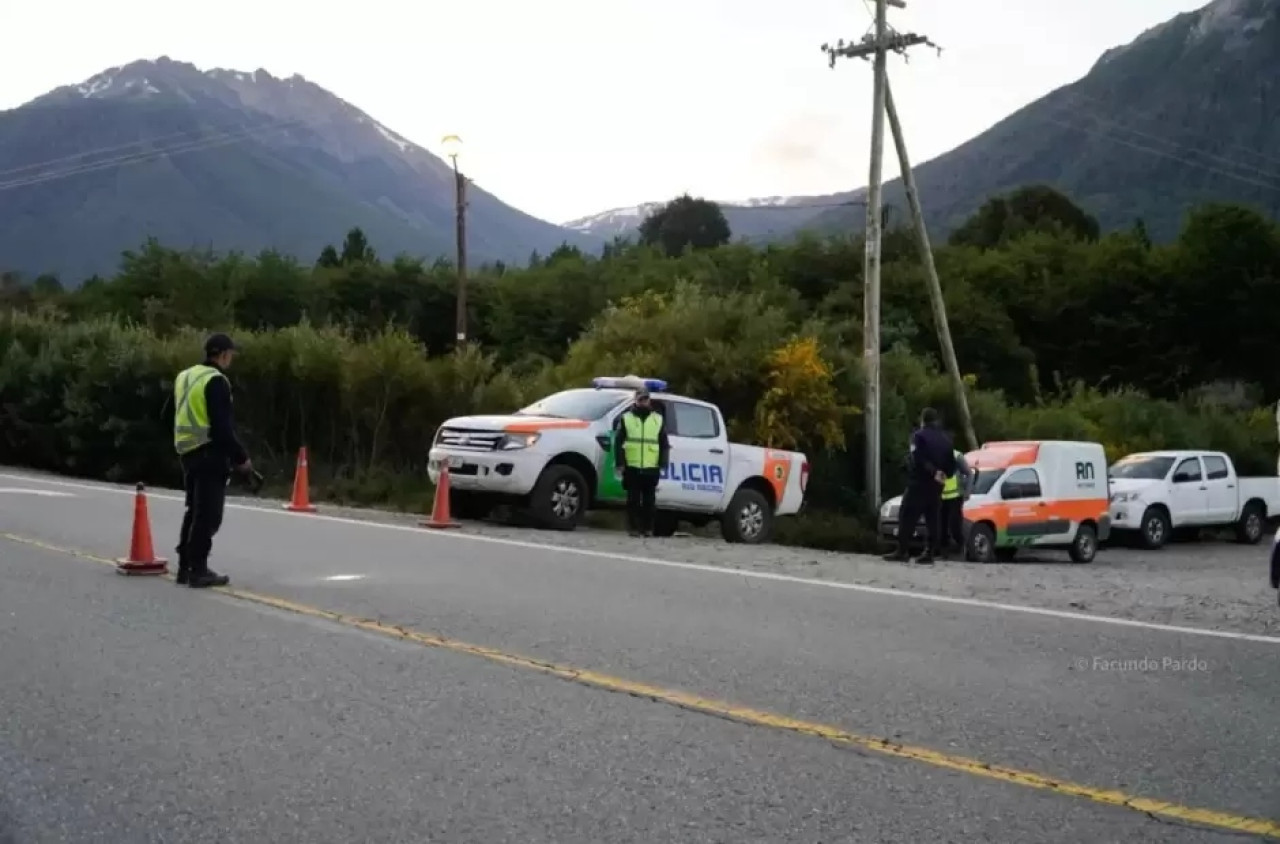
721,488,773,544
530,465,586,531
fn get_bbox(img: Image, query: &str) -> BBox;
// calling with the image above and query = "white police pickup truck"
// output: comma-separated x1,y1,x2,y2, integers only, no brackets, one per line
426,375,809,543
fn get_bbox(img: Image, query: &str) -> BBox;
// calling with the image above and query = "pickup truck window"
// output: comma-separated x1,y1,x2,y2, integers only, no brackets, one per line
1110,456,1175,480
1001,468,1042,500
1173,457,1203,482
1203,455,1230,480
669,401,720,439
518,389,628,421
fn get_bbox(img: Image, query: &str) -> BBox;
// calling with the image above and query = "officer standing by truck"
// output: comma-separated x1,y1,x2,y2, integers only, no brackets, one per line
935,446,973,558
884,407,956,565
612,387,670,537
172,333,252,588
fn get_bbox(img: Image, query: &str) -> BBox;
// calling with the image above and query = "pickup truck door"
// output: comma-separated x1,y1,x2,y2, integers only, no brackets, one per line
1200,454,1237,522
659,399,729,513
1168,456,1210,526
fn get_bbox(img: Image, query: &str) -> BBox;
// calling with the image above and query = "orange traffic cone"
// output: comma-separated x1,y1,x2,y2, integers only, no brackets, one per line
283,446,317,513
420,465,460,529
115,483,168,576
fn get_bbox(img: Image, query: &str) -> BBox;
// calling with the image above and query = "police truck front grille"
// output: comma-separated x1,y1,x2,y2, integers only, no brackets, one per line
437,428,503,451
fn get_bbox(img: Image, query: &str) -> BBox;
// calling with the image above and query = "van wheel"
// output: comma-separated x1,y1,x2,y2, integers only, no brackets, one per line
1138,507,1170,550
653,511,678,537
721,488,773,544
966,524,997,563
530,464,586,531
1235,502,1265,544
1069,524,1098,563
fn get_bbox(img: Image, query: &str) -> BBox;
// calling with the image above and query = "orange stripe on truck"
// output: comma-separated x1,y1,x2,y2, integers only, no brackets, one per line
503,419,590,433
763,451,793,504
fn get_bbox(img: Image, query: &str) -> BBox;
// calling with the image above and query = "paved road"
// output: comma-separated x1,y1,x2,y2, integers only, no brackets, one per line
1,472,1277,842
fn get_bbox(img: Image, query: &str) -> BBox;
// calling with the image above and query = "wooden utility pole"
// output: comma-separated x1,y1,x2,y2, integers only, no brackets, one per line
822,2,976,514
442,134,468,352
884,79,976,450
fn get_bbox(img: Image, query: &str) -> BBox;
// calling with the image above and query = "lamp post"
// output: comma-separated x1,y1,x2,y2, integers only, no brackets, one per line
441,133,467,351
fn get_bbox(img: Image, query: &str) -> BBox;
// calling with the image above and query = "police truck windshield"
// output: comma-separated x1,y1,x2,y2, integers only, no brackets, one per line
515,389,630,421
1109,456,1175,480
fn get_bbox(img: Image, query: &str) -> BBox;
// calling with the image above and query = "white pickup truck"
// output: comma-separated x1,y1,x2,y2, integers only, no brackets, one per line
426,375,809,543
1107,449,1280,549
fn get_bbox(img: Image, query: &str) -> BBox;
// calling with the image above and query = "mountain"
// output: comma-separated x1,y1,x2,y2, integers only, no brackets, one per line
571,0,1279,247
0,57,601,282
563,193,857,242
800,0,1280,242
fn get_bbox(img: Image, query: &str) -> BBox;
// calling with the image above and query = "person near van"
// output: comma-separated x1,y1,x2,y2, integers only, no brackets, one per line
935,446,973,558
884,408,956,565
172,333,252,588
612,387,670,537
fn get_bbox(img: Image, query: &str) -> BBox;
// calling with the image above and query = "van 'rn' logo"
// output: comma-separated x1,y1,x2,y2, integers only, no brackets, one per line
1075,462,1095,480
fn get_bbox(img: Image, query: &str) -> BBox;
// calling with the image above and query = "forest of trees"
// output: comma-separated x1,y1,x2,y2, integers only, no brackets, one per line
1,185,1276,551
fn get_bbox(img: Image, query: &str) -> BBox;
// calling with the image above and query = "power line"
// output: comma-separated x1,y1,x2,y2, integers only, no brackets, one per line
0,116,314,193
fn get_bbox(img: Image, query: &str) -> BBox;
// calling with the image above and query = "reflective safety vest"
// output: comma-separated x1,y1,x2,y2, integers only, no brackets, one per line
941,450,962,500
173,364,226,455
621,411,663,469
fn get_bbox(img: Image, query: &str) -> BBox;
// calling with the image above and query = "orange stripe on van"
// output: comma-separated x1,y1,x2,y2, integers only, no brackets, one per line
763,451,793,504
966,498,1107,531
503,419,590,433
967,442,1040,471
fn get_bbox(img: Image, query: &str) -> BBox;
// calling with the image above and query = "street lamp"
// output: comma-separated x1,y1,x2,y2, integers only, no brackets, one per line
441,133,467,350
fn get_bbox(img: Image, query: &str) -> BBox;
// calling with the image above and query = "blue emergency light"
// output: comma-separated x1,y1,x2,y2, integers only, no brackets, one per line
591,375,668,392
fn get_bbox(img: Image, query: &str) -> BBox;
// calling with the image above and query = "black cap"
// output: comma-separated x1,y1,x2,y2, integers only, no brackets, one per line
204,333,236,356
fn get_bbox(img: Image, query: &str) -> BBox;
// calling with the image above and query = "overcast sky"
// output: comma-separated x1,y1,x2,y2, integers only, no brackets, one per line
2,0,1212,223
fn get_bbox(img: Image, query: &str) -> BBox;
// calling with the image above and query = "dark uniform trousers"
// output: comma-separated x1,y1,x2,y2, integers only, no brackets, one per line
936,497,965,554
623,467,660,533
896,481,942,557
176,447,230,575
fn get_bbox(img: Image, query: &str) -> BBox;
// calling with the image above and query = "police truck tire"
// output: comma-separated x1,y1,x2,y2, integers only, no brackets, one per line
530,464,586,531
721,488,773,544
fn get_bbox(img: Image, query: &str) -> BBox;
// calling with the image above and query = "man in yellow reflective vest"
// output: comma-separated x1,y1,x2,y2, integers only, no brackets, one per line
934,447,972,558
612,387,670,537
172,333,251,588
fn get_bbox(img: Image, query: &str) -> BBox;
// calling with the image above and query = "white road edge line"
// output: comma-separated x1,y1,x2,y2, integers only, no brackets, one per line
3,470,1279,645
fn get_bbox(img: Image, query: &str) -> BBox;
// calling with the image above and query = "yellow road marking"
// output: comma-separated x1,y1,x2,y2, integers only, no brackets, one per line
4,530,1278,838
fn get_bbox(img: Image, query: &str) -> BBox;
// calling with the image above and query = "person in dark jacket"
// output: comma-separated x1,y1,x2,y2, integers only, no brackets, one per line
172,333,252,588
612,388,670,536
884,407,956,565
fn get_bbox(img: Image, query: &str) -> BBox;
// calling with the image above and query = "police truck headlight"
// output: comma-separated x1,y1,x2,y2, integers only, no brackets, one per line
1110,491,1140,503
499,433,541,450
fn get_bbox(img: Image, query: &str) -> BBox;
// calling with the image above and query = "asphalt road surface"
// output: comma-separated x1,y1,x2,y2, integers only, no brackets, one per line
2,471,1278,842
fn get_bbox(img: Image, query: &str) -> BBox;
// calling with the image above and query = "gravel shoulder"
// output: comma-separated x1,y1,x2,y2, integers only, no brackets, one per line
4,466,1277,637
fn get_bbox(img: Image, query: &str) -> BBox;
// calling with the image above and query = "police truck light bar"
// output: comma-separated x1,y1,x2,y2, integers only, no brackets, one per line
591,375,668,392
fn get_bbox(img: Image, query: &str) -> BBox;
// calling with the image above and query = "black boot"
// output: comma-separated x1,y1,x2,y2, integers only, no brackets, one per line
188,569,230,589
